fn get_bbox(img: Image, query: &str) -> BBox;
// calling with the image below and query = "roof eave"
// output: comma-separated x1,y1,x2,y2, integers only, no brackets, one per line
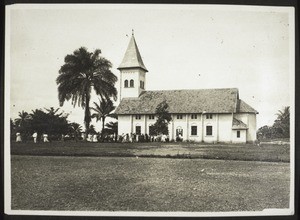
117,66,148,72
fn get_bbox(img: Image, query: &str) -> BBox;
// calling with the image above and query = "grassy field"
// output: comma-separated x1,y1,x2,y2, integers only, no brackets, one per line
11,155,290,212
11,141,290,162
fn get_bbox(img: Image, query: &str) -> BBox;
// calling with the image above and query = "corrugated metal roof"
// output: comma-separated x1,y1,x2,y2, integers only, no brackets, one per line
115,88,242,114
118,35,148,72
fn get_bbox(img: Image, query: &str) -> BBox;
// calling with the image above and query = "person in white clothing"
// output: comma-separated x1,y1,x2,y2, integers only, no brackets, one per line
43,133,49,142
16,132,22,142
32,132,38,143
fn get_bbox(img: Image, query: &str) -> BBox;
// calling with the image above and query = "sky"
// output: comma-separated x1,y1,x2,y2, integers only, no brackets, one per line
6,4,294,131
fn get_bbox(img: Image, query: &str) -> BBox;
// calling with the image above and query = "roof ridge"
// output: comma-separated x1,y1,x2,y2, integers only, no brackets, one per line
143,88,239,92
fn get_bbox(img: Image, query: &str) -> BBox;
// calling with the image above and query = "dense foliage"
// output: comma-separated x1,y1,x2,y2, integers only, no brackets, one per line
151,100,172,135
11,107,75,141
257,106,290,139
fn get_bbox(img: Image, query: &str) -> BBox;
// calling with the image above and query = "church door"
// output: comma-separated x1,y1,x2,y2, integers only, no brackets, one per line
136,126,141,135
176,127,183,141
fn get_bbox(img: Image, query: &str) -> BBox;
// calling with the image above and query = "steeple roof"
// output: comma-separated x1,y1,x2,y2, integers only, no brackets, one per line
118,34,148,72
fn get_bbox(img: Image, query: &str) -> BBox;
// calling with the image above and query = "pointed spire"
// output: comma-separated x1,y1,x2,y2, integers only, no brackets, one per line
118,33,148,72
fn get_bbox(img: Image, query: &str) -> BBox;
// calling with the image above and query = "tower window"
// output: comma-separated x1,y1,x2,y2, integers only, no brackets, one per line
130,79,134,87
124,80,128,88
140,80,144,89
237,130,240,138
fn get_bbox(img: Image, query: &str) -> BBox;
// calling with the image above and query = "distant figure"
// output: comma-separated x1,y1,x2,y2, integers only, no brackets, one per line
162,134,167,142
61,134,65,142
32,131,38,143
87,134,93,142
92,134,98,142
16,132,22,142
43,133,49,142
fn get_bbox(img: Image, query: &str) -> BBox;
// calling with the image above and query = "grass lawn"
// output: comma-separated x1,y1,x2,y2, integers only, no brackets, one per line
11,155,290,212
11,141,290,162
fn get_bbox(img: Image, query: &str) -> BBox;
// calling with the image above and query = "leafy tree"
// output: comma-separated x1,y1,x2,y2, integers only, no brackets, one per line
257,125,273,139
14,111,32,141
29,108,69,140
56,47,118,139
68,122,83,141
15,110,31,128
257,106,290,139
152,100,172,135
273,106,290,138
87,124,97,135
104,121,118,135
10,119,16,141
90,98,116,138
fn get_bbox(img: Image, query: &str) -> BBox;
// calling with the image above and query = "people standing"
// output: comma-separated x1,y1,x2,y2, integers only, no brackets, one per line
16,132,22,142
43,133,49,142
32,131,38,143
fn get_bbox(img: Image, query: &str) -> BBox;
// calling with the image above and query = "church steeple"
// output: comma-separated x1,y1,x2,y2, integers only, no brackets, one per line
118,34,148,72
118,33,148,100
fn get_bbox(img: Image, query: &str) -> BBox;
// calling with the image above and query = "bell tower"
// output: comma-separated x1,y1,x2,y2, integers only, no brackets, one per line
118,31,148,100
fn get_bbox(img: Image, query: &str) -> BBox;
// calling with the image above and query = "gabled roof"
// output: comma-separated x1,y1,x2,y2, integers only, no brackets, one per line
115,88,239,115
232,117,248,130
237,99,258,114
118,35,148,72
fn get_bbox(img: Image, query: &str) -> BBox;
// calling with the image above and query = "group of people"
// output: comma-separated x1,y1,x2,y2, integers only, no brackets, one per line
32,132,49,143
15,131,180,143
15,132,49,143
118,133,170,143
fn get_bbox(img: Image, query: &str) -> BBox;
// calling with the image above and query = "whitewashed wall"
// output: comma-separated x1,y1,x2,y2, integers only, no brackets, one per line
118,115,132,135
247,113,257,142
231,129,247,143
218,114,233,142
120,69,146,99
203,113,218,143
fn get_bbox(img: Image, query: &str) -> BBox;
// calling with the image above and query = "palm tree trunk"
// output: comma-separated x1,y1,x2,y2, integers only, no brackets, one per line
101,116,105,141
84,93,91,140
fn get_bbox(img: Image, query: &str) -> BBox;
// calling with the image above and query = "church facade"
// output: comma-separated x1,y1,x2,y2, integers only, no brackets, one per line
115,34,258,143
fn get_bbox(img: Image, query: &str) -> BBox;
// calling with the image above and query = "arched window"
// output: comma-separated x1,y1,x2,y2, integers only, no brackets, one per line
130,79,134,87
124,80,128,88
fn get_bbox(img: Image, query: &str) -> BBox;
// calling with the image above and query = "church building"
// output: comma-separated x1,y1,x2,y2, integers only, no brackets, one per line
114,34,258,143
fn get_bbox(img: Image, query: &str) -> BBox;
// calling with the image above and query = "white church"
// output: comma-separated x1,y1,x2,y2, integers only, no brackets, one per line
115,34,258,143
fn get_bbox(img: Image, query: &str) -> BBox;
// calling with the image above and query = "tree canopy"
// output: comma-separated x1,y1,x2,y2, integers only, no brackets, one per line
56,47,117,138
257,106,290,139
90,98,116,137
12,107,70,141
151,100,172,135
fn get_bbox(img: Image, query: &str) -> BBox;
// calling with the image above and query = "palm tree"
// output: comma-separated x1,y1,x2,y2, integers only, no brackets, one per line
44,107,63,117
90,98,116,137
15,111,31,128
68,122,82,141
56,47,117,138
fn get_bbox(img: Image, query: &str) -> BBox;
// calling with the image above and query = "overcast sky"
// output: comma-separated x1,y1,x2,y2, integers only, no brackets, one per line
6,4,294,131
